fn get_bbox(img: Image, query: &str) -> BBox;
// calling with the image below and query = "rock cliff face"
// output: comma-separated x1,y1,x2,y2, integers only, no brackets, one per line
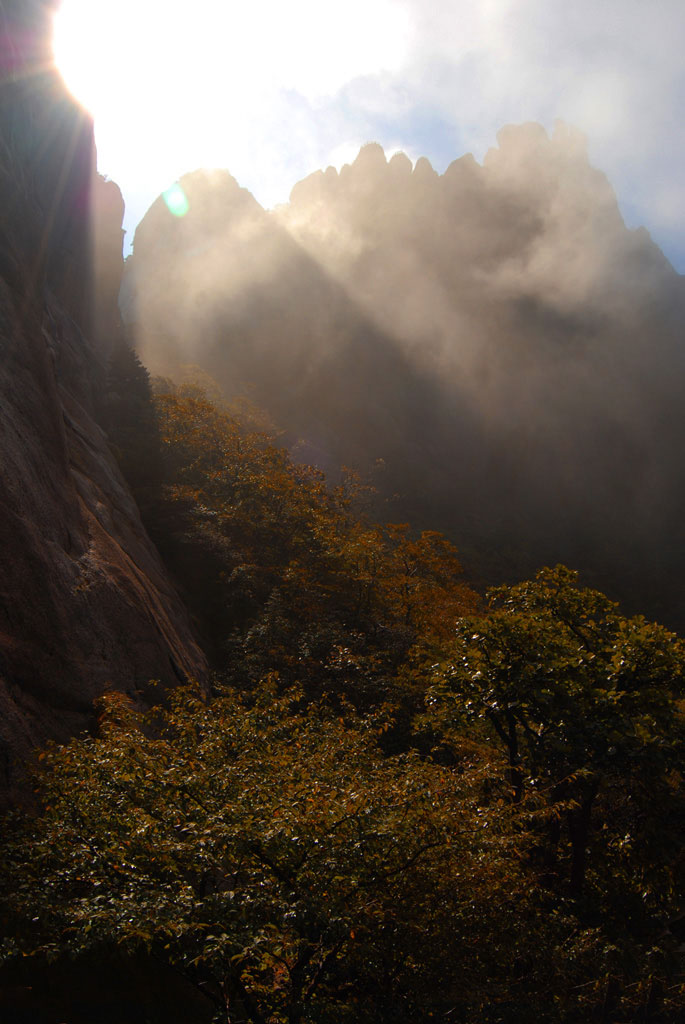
123,128,685,628
122,169,439,473
0,0,206,803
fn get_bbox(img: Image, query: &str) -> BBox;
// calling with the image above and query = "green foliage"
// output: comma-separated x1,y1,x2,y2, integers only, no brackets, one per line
440,565,685,790
427,565,685,1004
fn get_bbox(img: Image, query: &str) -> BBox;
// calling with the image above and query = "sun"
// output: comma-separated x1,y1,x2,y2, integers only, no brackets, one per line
53,1,131,118
52,0,410,230
53,0,409,105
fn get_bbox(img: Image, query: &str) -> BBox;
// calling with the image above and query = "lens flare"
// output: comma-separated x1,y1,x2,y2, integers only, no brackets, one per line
162,182,190,218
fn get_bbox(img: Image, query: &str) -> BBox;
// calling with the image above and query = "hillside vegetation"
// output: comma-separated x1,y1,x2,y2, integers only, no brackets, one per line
2,5,683,1021
3,372,684,1023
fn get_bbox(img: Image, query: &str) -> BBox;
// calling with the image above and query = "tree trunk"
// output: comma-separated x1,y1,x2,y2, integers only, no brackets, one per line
568,782,598,897
600,975,620,1021
641,978,663,1022
506,711,524,803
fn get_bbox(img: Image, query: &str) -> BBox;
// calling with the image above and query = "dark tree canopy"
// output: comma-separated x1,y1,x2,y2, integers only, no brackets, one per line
2,390,685,1023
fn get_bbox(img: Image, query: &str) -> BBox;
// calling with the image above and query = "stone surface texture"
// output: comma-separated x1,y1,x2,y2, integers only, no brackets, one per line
0,0,206,802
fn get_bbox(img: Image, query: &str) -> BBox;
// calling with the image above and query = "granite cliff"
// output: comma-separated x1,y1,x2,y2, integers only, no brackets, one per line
123,128,685,627
0,0,206,803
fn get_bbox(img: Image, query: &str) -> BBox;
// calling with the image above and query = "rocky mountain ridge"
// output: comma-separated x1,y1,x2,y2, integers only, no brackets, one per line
123,127,685,626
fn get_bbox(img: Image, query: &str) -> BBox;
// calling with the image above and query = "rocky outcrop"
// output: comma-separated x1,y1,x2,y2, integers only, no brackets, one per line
123,129,685,628
122,168,439,477
0,0,206,803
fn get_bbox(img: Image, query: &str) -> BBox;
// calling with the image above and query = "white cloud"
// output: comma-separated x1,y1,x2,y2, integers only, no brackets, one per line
56,0,685,269
339,0,685,266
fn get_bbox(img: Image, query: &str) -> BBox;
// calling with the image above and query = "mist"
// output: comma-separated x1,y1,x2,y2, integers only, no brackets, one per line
121,125,685,625
58,0,685,276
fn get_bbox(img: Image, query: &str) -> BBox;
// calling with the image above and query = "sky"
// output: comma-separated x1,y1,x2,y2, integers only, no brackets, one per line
53,0,685,272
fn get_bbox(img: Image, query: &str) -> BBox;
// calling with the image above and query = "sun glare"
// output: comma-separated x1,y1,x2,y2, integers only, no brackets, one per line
52,0,410,212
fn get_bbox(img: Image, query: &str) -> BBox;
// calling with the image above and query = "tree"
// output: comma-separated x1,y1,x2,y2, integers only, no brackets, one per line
1,685,548,1024
428,565,685,932
148,389,476,693
421,566,685,1018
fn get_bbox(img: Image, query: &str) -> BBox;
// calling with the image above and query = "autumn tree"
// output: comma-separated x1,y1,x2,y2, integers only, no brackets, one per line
0,685,559,1024
148,387,476,696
